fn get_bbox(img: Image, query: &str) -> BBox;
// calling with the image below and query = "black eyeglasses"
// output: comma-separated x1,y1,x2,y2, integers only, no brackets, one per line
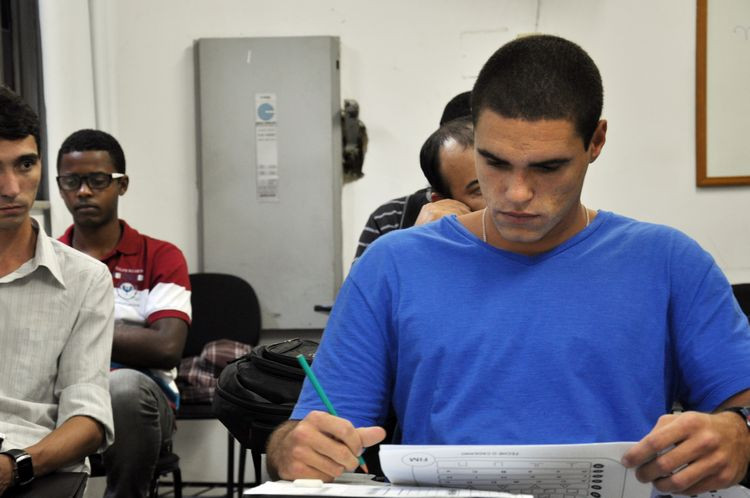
56,172,126,191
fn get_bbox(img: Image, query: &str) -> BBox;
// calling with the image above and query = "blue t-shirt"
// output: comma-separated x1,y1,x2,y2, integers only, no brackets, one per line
292,211,750,444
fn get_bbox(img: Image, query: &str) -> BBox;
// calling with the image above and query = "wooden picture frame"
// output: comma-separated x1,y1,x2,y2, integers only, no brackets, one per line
696,0,750,186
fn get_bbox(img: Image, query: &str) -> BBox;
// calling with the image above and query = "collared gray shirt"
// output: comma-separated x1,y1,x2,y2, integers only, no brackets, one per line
0,221,115,470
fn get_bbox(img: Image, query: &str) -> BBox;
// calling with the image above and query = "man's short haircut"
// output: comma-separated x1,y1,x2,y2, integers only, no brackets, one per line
0,85,41,151
440,91,471,125
57,129,126,173
420,116,474,198
471,34,603,148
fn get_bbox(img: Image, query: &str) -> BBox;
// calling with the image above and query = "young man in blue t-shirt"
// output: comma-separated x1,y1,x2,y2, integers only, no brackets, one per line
267,35,750,496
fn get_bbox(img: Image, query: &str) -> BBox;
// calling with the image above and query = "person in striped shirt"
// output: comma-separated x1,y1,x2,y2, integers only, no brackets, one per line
57,129,191,498
353,116,485,262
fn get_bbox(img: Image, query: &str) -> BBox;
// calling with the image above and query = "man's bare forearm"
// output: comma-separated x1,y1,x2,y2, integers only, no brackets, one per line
26,415,104,477
112,317,187,369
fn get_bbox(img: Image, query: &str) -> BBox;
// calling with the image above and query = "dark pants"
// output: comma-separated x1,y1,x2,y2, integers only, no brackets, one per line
103,369,174,498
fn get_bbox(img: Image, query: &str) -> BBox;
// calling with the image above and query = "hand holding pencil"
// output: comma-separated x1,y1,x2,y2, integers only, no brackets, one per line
264,357,387,482
296,354,372,473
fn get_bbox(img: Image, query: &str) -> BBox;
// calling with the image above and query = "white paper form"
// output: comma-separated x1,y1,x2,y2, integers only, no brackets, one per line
380,443,750,498
246,480,531,497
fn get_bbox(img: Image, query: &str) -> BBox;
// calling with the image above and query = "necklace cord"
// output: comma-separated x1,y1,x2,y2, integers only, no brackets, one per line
481,208,487,243
481,204,589,245
583,204,590,228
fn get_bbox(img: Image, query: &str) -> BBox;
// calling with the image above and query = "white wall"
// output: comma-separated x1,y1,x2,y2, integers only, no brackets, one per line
40,0,750,284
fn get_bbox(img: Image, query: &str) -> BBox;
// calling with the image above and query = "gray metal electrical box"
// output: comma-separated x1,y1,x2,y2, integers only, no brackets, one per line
196,36,342,330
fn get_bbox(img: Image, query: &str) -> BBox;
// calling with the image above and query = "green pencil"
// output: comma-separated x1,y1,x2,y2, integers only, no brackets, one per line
296,354,369,473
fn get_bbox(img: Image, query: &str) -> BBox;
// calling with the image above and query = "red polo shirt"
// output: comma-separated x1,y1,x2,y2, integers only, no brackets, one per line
60,220,191,325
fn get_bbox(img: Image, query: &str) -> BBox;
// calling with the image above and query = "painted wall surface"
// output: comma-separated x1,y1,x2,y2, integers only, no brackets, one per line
39,0,750,284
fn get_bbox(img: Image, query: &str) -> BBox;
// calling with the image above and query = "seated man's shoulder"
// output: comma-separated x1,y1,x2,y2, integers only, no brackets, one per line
124,221,188,263
602,211,710,262
142,232,186,256
369,188,430,217
356,213,454,265
368,195,408,221
49,236,110,276
607,211,699,245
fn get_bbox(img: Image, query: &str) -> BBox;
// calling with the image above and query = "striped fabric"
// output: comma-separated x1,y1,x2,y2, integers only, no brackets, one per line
353,187,431,262
177,339,252,403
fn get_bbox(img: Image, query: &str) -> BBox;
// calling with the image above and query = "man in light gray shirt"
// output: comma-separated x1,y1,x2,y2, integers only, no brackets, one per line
0,86,115,494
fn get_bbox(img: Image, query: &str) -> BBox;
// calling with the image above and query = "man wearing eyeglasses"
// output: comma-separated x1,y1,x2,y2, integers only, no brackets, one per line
57,129,191,498
0,87,115,493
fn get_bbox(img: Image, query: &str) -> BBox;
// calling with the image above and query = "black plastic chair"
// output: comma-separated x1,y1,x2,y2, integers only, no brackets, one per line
148,449,182,498
732,283,750,317
174,272,261,497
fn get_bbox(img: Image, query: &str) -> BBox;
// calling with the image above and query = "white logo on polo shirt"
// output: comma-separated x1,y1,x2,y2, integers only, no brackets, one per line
117,282,138,300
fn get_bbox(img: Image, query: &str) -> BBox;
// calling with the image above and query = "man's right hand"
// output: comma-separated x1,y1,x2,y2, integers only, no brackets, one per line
414,199,471,226
267,411,387,481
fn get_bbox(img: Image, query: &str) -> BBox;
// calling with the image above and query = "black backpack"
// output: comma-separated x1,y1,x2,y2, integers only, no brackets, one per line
214,337,392,478
212,338,318,453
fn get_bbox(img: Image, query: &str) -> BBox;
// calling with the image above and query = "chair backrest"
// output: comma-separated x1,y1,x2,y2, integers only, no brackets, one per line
732,283,750,317
185,272,261,358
